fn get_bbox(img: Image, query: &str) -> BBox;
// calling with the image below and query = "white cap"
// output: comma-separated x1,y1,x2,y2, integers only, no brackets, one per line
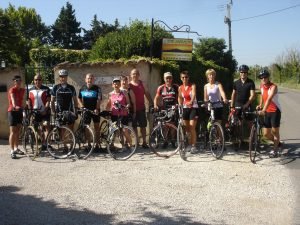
164,72,172,79
112,77,121,82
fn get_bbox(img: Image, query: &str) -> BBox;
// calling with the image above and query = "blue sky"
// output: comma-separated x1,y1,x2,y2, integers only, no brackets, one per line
1,0,300,67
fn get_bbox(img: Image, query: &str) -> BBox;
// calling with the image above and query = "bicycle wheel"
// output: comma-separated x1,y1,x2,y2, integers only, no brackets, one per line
177,124,187,160
149,123,178,158
75,125,95,159
249,125,258,163
209,122,225,159
232,120,243,150
22,126,38,160
197,120,208,152
107,126,137,160
46,126,75,159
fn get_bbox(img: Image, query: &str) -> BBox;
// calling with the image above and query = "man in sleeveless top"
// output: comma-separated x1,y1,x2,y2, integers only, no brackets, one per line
257,70,282,157
8,75,25,159
154,72,179,110
27,74,51,150
129,68,153,149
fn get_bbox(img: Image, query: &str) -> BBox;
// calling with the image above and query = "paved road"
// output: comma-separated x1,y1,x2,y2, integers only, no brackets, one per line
0,87,299,225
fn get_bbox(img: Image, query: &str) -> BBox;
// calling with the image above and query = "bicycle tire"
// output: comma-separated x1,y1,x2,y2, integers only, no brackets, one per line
249,125,258,163
22,126,38,160
75,125,95,159
198,120,208,152
46,126,75,159
149,123,178,158
209,122,225,159
177,124,187,161
107,126,137,160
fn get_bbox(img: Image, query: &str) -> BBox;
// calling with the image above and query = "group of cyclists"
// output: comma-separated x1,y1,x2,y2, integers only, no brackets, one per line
7,65,282,159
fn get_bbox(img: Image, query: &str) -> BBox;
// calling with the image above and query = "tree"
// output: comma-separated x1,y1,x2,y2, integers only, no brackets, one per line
50,2,82,49
194,37,237,72
89,20,172,60
82,15,120,49
3,4,50,65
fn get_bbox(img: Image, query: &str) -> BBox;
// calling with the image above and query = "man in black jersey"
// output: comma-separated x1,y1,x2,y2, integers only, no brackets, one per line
230,64,256,118
78,73,102,148
51,69,78,130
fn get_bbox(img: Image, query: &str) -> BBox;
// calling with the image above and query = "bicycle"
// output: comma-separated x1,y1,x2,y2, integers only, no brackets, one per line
149,106,178,158
246,110,264,163
46,111,76,159
104,101,138,160
73,108,97,159
198,100,225,159
224,101,244,150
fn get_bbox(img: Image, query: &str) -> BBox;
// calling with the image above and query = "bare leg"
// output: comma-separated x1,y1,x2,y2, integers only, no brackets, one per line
189,119,197,146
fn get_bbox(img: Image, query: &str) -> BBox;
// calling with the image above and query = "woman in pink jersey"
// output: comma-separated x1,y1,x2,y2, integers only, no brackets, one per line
178,70,199,153
256,70,282,157
106,77,133,147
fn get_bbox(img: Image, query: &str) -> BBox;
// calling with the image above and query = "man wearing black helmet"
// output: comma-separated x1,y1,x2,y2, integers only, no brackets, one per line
231,64,256,116
256,70,282,157
51,69,78,130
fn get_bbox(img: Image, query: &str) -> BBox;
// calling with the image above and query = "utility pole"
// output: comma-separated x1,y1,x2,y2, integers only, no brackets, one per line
224,0,233,55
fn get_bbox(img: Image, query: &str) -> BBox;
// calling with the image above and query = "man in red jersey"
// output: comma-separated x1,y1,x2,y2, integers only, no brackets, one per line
8,75,25,159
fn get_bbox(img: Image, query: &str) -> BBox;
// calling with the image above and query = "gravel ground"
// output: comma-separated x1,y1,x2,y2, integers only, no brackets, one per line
0,140,297,225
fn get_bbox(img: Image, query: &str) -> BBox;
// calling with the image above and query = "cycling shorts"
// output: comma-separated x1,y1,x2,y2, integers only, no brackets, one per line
183,108,198,121
263,109,281,128
8,111,23,126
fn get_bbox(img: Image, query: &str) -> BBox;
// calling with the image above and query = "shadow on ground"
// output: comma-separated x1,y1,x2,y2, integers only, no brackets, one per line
0,186,215,225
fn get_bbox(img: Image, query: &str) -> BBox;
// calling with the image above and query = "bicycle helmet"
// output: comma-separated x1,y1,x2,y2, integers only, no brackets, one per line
258,69,270,79
58,69,68,76
238,65,249,72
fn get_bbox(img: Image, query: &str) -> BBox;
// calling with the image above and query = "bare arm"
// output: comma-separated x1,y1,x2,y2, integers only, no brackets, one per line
129,89,136,113
244,89,256,109
178,87,183,105
153,93,161,109
204,84,208,102
106,93,112,111
144,84,153,105
50,96,56,114
230,89,236,108
218,83,228,103
261,85,277,112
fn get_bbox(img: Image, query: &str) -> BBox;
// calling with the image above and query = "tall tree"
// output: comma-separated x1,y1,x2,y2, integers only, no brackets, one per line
51,2,82,49
2,5,49,65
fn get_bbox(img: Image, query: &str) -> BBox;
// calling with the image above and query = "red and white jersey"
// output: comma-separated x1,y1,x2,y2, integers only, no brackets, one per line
29,85,50,112
261,82,281,112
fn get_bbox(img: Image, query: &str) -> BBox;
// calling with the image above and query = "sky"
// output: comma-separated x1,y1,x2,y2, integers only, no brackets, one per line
1,0,300,67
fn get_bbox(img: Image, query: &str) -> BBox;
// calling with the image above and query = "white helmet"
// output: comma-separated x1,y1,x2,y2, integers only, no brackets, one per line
58,69,68,76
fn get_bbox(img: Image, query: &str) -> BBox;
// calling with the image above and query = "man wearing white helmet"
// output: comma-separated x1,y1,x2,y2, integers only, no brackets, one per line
50,69,78,129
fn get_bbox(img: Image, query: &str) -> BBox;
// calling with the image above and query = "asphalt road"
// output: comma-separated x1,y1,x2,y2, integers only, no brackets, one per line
0,87,299,225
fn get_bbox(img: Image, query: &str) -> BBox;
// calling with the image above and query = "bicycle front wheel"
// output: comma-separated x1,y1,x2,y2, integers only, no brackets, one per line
22,126,38,160
209,122,225,159
107,126,137,160
177,124,187,161
149,123,178,158
197,120,208,152
46,126,75,159
233,120,243,150
249,125,258,163
75,125,95,159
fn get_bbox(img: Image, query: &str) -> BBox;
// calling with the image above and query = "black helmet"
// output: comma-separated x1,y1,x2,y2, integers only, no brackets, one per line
238,64,249,72
258,70,270,79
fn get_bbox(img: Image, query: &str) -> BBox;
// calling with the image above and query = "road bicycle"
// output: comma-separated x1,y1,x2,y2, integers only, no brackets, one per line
73,108,97,159
224,101,244,150
103,101,138,160
46,111,76,159
198,100,225,159
149,106,178,158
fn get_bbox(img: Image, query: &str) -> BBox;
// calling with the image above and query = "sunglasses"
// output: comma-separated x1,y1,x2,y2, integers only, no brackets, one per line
34,79,41,81
181,76,189,79
14,79,21,82
240,72,248,74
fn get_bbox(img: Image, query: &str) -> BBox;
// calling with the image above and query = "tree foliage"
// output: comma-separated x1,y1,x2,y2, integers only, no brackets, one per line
50,2,82,49
89,20,173,60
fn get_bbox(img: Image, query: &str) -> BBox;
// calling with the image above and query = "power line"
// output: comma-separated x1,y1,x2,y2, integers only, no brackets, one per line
232,4,300,22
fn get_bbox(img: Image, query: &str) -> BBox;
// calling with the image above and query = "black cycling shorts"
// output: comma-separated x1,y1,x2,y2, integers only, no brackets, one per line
84,114,100,124
111,115,129,126
132,110,147,128
183,108,198,121
263,109,281,128
212,107,223,121
8,110,23,126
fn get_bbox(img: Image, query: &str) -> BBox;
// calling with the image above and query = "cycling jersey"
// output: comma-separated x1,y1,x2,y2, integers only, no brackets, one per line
156,84,179,109
7,86,25,112
261,82,281,113
28,85,50,113
233,78,255,107
78,84,102,110
179,84,198,108
51,84,76,112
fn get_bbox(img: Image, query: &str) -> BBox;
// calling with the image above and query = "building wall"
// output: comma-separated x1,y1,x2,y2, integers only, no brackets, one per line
0,60,162,139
